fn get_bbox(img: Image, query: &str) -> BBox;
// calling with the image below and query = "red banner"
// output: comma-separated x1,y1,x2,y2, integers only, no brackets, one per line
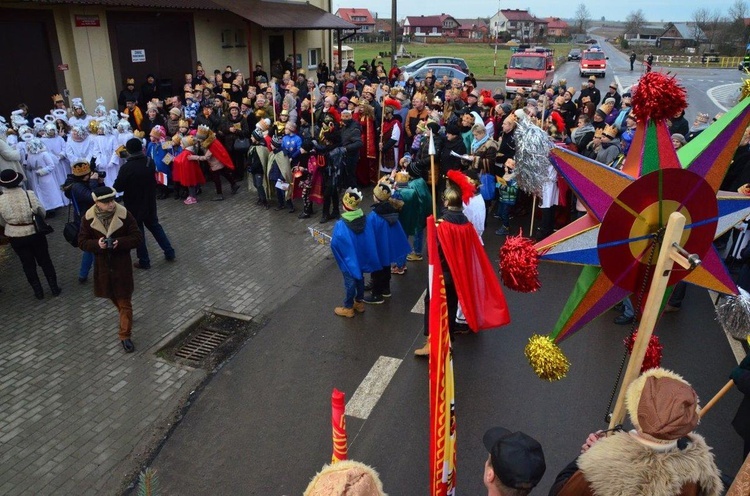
428,217,457,495
331,388,348,463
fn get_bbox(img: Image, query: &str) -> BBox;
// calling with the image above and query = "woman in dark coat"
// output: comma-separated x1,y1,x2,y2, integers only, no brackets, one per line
78,186,143,352
221,102,250,180
0,169,60,299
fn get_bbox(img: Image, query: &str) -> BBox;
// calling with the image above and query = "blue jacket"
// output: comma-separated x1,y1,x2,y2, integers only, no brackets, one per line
367,202,411,267
331,209,380,279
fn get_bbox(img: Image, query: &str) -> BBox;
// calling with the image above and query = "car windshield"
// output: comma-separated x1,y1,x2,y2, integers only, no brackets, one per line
570,50,580,55
510,56,545,70
585,52,605,60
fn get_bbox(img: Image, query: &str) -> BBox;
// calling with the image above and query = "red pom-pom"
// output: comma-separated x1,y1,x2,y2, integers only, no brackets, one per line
631,72,687,122
624,332,663,373
499,232,541,293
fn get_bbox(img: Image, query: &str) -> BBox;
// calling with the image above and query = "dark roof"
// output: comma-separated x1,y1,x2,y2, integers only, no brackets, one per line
24,0,219,8
500,9,538,22
405,15,444,28
28,0,356,29
211,0,357,29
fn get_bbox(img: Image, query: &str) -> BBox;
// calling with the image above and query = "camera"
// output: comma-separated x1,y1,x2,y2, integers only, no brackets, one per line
103,237,115,249
89,157,106,179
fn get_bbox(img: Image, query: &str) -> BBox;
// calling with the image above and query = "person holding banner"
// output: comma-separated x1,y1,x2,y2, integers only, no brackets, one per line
113,138,175,270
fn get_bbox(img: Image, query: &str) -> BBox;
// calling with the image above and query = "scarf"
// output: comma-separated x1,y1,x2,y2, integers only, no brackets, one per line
571,123,594,143
471,133,489,153
94,205,115,231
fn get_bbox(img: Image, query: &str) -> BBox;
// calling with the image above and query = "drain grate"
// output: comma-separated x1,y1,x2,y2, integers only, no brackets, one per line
174,326,231,361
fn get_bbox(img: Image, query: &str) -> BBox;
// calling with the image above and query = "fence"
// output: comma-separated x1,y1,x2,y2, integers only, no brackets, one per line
653,55,743,69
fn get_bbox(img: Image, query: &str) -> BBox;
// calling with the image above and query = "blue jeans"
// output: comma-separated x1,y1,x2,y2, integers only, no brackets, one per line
136,217,175,267
496,202,512,228
80,251,94,279
252,173,267,203
342,273,364,308
622,297,634,319
412,228,424,255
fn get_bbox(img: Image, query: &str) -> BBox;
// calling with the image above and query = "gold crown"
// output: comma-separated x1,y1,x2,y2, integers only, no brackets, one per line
133,130,145,139
603,124,618,138
342,188,363,211
395,171,410,184
126,78,135,85
196,125,210,140
52,94,64,103
181,135,195,148
178,119,189,128
373,178,392,202
594,128,604,139
71,160,91,177
88,120,99,134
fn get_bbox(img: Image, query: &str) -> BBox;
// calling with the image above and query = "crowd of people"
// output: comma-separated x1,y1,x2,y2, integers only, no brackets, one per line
2,56,750,493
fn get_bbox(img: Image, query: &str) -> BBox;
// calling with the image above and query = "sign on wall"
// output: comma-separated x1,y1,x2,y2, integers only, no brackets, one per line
75,15,100,27
131,49,146,63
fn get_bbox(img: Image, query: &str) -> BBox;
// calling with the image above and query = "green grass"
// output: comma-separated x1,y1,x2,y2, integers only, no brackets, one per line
347,41,575,79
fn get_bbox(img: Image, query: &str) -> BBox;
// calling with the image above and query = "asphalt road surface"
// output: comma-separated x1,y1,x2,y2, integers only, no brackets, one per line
152,201,746,494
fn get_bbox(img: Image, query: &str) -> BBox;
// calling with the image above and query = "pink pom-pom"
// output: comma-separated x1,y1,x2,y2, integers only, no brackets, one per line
624,332,663,373
631,72,687,122
499,232,541,293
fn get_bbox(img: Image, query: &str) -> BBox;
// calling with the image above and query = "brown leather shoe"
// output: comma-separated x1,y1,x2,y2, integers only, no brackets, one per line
414,341,429,357
334,306,355,318
353,300,365,313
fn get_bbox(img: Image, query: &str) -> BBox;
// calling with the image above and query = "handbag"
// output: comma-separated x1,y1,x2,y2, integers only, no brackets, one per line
233,137,250,151
26,190,54,235
479,172,495,201
62,194,80,248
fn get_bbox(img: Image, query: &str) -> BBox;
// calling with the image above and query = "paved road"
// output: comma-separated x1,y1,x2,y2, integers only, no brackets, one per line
152,202,746,494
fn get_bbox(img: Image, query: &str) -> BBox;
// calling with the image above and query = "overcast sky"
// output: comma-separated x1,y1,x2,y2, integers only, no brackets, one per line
333,0,742,23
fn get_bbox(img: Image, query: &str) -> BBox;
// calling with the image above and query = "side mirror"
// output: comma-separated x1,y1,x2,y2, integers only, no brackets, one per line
606,56,609,60
504,64,508,69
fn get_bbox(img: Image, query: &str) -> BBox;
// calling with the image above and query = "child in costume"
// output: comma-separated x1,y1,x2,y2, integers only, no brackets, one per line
364,178,411,304
146,125,174,199
494,159,518,236
190,125,238,201
330,188,380,317
172,135,205,205
25,138,66,213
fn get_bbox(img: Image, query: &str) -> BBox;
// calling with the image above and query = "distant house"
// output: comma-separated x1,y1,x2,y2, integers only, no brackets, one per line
659,22,707,49
335,8,375,33
455,18,488,39
624,24,665,46
403,14,459,37
489,9,546,41
545,17,569,39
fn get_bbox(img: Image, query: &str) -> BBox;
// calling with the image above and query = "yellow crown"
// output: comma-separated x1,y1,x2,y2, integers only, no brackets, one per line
52,94,64,104
342,188,362,211
603,124,618,139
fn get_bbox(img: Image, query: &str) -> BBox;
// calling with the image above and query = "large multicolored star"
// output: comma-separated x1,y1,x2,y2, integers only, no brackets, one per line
535,97,750,344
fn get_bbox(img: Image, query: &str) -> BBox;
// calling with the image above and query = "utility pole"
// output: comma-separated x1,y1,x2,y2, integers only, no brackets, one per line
391,0,397,68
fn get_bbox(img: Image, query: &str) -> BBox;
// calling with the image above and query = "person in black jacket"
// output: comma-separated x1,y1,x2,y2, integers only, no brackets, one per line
118,78,140,111
113,138,175,270
668,110,690,138
139,74,160,110
439,123,467,199
731,354,750,458
193,104,221,132
62,159,105,283
221,102,250,181
339,110,363,188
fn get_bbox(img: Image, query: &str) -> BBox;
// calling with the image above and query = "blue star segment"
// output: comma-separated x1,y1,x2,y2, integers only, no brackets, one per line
535,96,750,344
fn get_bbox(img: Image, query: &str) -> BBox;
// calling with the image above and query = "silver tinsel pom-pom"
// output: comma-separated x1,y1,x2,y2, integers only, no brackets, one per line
715,287,750,340
512,112,553,196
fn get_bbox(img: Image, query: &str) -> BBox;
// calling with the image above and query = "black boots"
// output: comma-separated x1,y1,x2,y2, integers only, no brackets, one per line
47,276,62,296
30,281,44,300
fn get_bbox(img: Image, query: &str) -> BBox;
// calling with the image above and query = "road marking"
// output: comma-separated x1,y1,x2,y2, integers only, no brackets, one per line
346,356,402,420
411,289,427,314
707,83,740,112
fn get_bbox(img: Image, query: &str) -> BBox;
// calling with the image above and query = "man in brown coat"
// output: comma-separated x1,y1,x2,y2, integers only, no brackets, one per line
78,186,143,353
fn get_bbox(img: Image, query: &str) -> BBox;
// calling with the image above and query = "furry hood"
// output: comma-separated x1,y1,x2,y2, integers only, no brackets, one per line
304,460,386,496
577,432,722,496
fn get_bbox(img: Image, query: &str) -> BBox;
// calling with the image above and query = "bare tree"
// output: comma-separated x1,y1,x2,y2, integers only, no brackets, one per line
574,4,591,34
728,0,749,47
624,9,647,35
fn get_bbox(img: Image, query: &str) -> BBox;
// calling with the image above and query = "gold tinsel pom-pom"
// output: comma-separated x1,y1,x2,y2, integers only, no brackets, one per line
525,334,570,382
741,78,750,102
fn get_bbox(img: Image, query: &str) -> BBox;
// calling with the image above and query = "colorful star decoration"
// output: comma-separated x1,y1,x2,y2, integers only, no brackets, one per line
532,75,750,375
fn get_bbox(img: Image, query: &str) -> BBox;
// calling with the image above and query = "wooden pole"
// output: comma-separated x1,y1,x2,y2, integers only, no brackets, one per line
699,380,734,418
430,130,438,222
609,211,687,429
727,452,750,496
378,95,386,172
529,195,537,235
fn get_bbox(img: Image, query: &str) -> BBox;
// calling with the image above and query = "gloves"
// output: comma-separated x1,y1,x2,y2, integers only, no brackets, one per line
36,168,50,176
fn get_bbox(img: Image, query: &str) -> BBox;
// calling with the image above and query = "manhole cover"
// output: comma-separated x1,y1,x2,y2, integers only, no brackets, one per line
158,311,263,370
174,326,231,361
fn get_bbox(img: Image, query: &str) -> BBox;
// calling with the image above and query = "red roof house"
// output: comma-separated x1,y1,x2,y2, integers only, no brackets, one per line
335,8,375,33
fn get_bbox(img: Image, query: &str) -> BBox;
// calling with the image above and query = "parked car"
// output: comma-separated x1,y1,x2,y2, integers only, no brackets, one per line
410,65,468,83
586,38,597,44
400,56,469,77
568,48,582,61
